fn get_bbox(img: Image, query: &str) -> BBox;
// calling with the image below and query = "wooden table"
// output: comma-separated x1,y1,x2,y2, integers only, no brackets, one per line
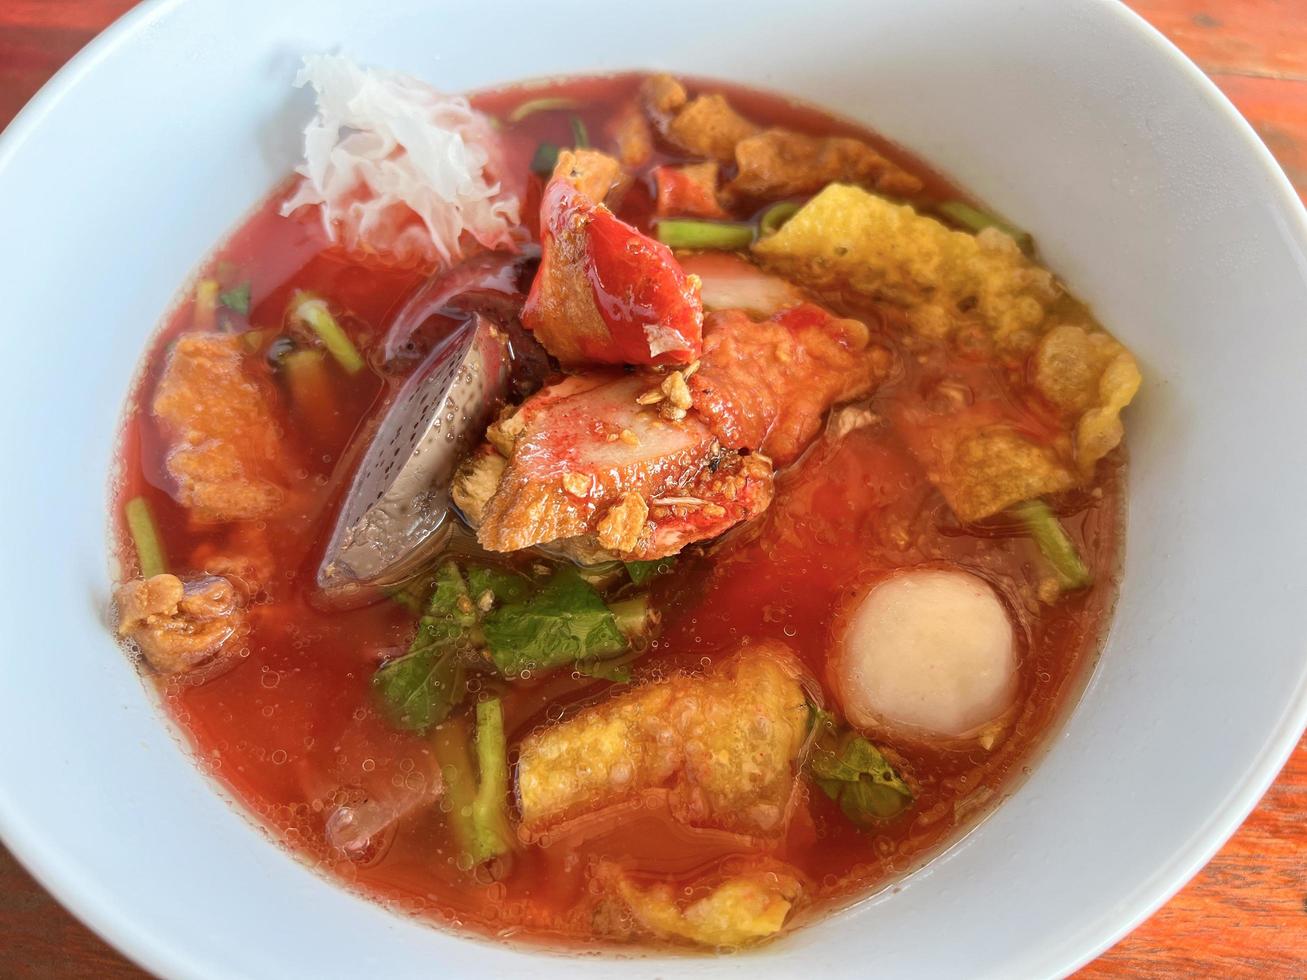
1,1,1303,976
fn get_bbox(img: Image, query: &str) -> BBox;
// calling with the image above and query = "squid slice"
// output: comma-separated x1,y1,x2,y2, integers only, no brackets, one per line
677,252,807,318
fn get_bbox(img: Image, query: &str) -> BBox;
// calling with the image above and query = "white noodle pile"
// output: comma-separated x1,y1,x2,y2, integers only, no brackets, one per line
282,54,521,270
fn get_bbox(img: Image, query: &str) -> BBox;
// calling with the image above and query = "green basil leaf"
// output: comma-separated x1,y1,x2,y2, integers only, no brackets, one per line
530,142,560,176
372,563,475,732
813,776,845,802
808,744,861,783
219,281,252,315
419,562,478,642
465,564,533,606
382,580,425,613
842,737,892,776
839,777,912,823
805,710,913,824
624,556,677,586
483,566,627,676
372,645,464,732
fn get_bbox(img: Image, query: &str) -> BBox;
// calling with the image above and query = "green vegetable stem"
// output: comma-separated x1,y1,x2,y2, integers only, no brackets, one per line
1011,498,1092,591
655,219,755,250
291,292,365,374
193,278,219,331
569,116,589,148
759,201,802,236
608,594,653,640
431,700,513,868
281,349,335,432
124,496,167,578
937,200,1033,253
470,699,514,861
507,96,581,123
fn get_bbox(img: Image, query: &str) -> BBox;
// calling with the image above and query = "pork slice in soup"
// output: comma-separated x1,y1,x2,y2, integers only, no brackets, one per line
109,63,1134,951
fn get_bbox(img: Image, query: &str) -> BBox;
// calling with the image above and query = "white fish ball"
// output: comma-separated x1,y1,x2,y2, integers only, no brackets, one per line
834,568,1018,740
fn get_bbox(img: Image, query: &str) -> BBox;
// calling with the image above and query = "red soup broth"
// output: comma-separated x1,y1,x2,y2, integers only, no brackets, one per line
111,71,1124,947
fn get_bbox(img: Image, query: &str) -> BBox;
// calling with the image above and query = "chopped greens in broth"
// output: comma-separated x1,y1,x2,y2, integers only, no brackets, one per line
108,63,1131,953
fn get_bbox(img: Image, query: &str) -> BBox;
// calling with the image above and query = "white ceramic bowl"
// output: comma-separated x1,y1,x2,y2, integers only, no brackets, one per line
2,0,1305,976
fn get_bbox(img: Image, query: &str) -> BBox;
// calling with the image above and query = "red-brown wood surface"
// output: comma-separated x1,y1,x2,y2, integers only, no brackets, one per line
0,2,1303,976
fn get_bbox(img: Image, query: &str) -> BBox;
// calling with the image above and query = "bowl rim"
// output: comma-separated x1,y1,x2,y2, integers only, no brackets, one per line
1,1,1305,977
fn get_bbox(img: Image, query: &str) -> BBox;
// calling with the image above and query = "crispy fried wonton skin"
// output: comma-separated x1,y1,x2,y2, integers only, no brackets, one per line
516,643,810,839
756,184,1141,519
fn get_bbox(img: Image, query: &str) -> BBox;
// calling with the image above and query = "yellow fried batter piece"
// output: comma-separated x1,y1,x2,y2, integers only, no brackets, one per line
929,427,1075,524
153,334,286,522
640,73,687,116
730,130,923,200
666,94,760,163
609,102,654,169
554,147,624,204
604,865,803,948
1033,324,1142,476
516,643,809,839
756,184,1143,517
753,184,1060,353
115,573,243,673
450,444,506,527
639,75,921,199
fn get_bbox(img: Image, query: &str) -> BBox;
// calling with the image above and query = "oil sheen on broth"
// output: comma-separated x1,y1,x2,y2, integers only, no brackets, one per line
109,66,1135,950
